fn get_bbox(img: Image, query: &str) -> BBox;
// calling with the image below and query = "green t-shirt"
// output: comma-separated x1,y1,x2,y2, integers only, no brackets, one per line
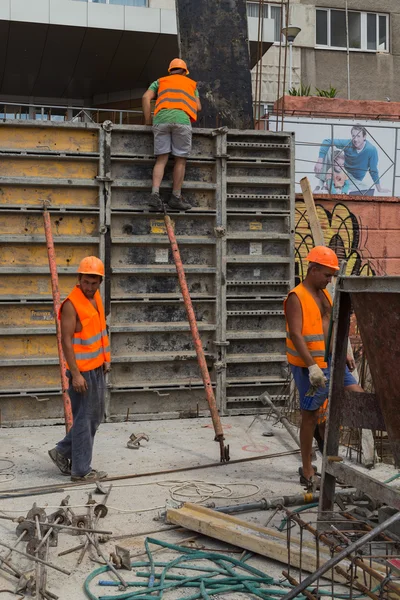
149,79,199,125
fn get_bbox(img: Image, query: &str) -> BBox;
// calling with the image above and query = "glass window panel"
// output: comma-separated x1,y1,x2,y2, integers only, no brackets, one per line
109,0,147,4
379,15,387,51
367,13,377,50
330,9,346,48
316,9,328,45
246,2,268,19
270,5,282,42
247,3,259,18
348,11,361,48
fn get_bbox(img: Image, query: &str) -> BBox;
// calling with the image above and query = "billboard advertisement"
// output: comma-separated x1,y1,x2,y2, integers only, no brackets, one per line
270,116,398,197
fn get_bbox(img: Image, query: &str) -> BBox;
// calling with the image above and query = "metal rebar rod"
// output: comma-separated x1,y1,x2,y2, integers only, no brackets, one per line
0,530,26,569
1,449,301,498
85,531,128,588
282,571,317,600
164,212,229,463
335,565,380,600
282,510,400,599
0,541,71,575
22,519,112,534
0,553,22,577
42,203,73,433
35,517,62,553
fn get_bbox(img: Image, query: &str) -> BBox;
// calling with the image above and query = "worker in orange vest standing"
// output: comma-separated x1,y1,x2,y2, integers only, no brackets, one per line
142,58,202,211
48,257,110,482
284,247,362,490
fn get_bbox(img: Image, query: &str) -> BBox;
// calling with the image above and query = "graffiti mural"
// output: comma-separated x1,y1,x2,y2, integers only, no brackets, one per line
295,201,377,281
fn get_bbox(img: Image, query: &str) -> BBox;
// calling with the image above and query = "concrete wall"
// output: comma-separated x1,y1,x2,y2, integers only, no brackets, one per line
295,195,400,279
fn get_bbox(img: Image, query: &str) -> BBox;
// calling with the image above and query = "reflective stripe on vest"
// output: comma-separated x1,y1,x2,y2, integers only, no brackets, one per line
59,286,110,372
283,283,332,369
154,74,198,122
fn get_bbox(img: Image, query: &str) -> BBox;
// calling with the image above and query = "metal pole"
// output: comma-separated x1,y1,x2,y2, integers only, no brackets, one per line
163,212,229,463
345,0,351,99
42,202,73,433
289,41,293,90
259,391,300,448
282,509,400,599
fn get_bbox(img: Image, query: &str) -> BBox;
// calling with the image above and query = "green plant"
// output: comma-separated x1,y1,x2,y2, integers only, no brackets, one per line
288,83,311,96
315,85,338,98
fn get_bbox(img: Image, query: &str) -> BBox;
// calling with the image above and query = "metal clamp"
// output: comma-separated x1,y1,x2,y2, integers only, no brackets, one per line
127,433,150,450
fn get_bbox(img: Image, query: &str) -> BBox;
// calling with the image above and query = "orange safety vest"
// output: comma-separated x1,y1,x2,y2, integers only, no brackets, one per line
283,282,332,369
59,286,110,372
154,74,198,122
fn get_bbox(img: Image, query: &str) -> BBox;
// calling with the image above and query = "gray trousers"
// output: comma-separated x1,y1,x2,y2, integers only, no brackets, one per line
56,366,105,477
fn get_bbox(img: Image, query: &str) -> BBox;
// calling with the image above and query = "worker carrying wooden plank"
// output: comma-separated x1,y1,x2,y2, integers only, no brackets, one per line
142,58,202,212
284,246,363,491
48,256,110,482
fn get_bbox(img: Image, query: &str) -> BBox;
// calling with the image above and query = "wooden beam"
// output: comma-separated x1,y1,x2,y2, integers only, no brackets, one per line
167,502,345,583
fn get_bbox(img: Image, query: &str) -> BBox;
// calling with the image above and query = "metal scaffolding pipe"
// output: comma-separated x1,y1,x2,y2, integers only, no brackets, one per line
214,492,319,514
259,391,300,448
164,212,229,463
42,202,73,433
282,509,400,599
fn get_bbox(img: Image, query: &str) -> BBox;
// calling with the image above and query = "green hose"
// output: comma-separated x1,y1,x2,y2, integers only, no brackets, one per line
84,536,382,600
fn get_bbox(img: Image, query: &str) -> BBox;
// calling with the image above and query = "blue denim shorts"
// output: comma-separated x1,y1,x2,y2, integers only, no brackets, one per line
291,358,357,411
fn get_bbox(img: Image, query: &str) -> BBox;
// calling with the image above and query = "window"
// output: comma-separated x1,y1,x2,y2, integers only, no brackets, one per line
247,2,284,43
72,0,148,6
316,9,389,52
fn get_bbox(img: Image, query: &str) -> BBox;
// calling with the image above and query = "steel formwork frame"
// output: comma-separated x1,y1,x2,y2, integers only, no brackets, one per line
0,121,295,425
320,275,400,515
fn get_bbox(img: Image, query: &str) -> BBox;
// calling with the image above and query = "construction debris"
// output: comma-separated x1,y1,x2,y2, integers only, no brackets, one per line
127,433,150,450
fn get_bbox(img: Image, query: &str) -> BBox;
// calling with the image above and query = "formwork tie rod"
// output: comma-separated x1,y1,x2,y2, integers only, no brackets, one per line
42,201,73,433
163,211,229,463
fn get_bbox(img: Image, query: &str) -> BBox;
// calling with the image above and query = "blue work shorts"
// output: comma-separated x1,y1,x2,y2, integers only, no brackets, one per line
291,358,357,412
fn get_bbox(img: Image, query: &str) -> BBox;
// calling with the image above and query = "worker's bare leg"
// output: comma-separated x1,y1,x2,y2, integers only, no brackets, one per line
300,408,319,480
172,157,187,196
152,154,169,190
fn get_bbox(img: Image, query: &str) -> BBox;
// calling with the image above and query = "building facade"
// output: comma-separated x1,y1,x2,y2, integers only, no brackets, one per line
0,0,274,116
256,0,400,106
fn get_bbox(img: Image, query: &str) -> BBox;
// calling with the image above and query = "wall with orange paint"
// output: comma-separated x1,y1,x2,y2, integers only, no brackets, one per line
295,194,400,280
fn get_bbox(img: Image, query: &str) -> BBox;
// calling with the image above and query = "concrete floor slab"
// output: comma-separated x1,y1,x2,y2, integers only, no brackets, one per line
0,416,398,599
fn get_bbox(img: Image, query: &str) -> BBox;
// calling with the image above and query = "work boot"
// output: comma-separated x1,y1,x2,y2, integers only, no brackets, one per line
48,448,71,476
167,194,191,211
71,469,108,482
149,191,163,211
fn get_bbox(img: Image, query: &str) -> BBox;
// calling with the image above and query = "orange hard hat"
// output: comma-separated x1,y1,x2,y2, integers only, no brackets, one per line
307,246,339,271
77,256,105,277
168,58,189,75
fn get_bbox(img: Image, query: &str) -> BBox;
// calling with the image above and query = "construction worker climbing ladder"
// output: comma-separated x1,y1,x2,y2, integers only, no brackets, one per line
284,246,363,491
142,58,202,212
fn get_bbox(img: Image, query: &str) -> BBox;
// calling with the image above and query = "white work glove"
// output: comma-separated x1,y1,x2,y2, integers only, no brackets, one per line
308,364,327,388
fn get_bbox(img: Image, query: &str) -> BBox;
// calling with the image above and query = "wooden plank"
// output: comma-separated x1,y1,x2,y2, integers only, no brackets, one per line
167,502,344,583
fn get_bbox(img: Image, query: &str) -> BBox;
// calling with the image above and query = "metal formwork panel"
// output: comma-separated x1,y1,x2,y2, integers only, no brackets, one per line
0,121,102,425
0,122,294,425
224,130,295,414
107,126,220,420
